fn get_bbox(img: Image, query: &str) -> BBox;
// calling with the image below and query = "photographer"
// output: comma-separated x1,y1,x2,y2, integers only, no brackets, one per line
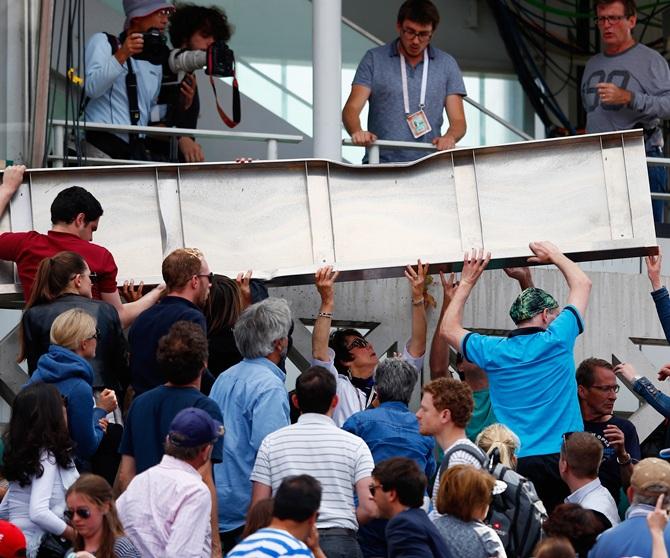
84,0,175,160
147,3,234,162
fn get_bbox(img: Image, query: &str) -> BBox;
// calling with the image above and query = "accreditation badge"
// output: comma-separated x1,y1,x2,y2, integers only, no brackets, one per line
406,108,432,139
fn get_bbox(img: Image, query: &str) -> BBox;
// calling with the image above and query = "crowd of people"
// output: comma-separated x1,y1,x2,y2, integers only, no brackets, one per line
1,151,670,558
2,0,670,555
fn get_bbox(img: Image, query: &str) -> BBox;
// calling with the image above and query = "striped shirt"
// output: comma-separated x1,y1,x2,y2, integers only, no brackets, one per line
250,413,374,531
227,528,314,557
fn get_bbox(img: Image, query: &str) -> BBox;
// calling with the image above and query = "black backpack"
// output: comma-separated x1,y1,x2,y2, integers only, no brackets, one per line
439,444,547,558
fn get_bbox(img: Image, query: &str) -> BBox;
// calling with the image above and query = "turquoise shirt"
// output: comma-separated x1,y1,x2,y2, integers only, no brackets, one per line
462,306,585,457
466,389,497,442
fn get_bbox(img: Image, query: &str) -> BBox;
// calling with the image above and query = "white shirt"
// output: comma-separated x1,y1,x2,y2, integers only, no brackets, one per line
250,413,374,531
565,478,621,527
430,438,485,518
0,451,78,558
117,455,211,558
312,344,424,427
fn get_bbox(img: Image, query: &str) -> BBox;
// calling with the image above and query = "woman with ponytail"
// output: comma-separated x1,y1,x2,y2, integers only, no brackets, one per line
20,251,128,394
475,423,520,470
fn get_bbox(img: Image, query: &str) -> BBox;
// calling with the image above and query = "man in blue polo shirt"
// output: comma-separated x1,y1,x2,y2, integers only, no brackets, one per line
342,0,467,163
128,247,212,395
438,241,592,512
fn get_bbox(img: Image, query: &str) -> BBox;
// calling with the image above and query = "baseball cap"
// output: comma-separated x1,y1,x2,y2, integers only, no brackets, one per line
631,458,670,492
0,521,26,557
167,408,224,448
509,287,558,324
123,0,175,28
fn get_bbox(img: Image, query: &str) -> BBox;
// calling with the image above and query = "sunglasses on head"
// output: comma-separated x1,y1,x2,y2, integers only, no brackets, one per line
64,507,91,521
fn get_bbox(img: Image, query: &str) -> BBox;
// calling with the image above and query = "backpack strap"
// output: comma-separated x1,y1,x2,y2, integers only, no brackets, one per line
439,443,489,479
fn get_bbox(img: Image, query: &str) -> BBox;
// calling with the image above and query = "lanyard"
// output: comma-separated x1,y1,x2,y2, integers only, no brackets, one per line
400,48,429,114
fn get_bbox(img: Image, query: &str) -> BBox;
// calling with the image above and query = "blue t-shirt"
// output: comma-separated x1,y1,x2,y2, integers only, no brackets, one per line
128,296,207,395
119,385,223,474
353,40,467,163
462,305,585,457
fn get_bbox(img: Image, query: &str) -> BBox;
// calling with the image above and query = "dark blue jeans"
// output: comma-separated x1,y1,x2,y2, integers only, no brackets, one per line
647,147,667,223
318,529,364,558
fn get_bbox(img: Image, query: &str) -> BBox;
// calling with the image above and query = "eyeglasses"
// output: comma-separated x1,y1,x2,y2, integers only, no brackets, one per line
369,482,383,496
156,8,174,16
589,384,620,393
346,337,370,351
401,27,432,41
64,507,91,521
88,271,98,283
196,272,214,284
594,15,628,25
86,328,101,341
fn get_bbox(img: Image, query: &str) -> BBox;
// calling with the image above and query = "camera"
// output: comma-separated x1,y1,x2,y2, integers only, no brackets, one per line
135,28,169,65
168,41,235,78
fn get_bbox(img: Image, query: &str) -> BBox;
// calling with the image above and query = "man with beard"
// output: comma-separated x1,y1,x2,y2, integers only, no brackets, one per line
128,247,213,396
342,0,466,163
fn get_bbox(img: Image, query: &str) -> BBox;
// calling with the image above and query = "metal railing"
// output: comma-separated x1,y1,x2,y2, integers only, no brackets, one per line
49,120,304,166
342,138,436,163
647,157,670,200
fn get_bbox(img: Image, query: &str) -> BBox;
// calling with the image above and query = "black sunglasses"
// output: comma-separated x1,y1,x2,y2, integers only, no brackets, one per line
64,506,91,520
87,328,101,341
346,337,370,351
369,482,383,496
196,272,214,284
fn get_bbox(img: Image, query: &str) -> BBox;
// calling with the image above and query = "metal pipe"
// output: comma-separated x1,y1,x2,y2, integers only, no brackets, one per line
266,139,278,160
51,120,303,143
52,125,64,168
463,97,533,141
30,0,54,167
368,145,380,164
313,0,342,161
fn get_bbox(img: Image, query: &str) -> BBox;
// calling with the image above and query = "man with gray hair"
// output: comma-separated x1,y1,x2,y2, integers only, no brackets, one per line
343,358,435,558
589,457,670,557
209,297,293,553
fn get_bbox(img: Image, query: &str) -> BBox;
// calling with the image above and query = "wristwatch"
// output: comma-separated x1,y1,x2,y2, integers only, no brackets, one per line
617,453,632,466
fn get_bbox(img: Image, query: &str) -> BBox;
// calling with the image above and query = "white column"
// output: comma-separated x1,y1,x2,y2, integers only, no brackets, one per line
312,0,342,161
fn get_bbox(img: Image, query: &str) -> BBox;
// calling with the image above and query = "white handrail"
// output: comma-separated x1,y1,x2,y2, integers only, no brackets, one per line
50,120,303,165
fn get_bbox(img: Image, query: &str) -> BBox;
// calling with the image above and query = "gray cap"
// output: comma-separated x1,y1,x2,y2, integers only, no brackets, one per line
123,0,174,29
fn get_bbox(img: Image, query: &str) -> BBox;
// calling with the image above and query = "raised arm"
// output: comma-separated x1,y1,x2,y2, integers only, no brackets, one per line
429,271,458,379
312,266,339,362
645,252,670,343
405,260,429,358
503,267,534,291
527,241,591,316
442,249,491,351
0,165,25,219
101,286,165,329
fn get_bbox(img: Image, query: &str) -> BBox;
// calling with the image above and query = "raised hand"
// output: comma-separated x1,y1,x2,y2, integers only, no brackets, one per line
236,270,253,308
460,248,491,288
315,266,339,306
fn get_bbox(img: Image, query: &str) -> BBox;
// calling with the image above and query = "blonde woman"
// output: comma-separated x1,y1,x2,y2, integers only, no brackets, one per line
476,423,520,469
26,309,117,462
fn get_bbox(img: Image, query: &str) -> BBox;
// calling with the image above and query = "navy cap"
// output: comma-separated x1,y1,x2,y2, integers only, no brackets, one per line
168,408,224,448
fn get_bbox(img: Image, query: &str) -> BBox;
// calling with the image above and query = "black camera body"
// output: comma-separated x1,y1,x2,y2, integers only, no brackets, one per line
206,41,235,78
134,28,169,66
